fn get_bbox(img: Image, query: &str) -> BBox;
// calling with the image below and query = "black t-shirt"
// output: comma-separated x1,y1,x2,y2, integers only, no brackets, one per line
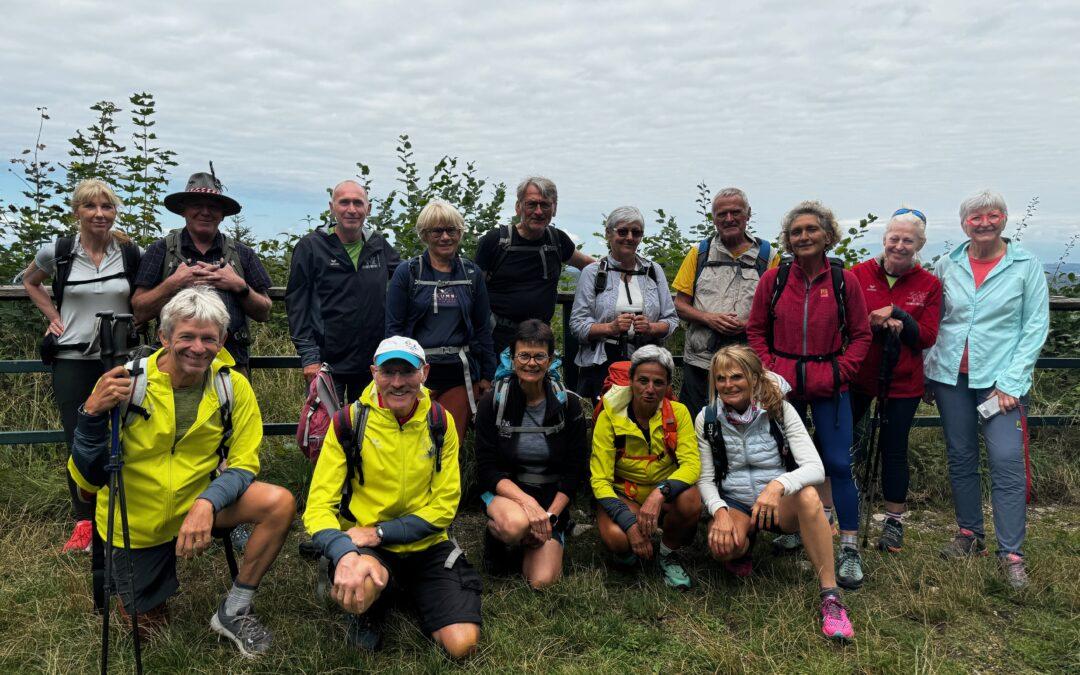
474,225,576,323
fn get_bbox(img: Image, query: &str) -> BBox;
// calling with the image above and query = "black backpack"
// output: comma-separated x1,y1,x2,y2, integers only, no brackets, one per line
702,404,797,484
765,256,848,396
485,224,563,282
330,401,448,522
52,235,140,310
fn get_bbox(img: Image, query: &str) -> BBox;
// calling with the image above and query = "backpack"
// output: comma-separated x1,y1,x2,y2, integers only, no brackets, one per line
765,256,848,396
702,404,796,484
331,400,448,522
692,236,771,298
593,257,660,296
52,235,140,311
120,357,235,465
407,255,475,315
296,365,341,462
485,224,563,282
593,361,679,465
161,228,245,282
491,347,568,437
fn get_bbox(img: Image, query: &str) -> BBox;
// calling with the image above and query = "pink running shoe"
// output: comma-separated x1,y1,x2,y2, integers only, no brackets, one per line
820,594,854,640
63,519,93,553
723,554,753,578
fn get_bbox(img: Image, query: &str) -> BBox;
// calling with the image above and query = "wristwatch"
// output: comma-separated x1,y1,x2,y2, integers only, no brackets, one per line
375,525,385,542
236,283,251,299
657,482,672,499
547,512,558,526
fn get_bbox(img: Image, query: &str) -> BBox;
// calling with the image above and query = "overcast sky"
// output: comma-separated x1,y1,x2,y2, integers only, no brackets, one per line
3,1,1078,263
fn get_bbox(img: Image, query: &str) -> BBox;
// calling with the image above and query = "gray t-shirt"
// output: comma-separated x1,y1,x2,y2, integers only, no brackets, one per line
34,236,132,360
513,399,551,477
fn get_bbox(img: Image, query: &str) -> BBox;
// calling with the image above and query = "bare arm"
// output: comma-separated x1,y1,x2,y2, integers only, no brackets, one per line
567,249,595,270
238,288,272,322
132,282,178,324
22,263,61,327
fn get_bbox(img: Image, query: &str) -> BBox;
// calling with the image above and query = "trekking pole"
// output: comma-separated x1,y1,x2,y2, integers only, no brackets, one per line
860,331,898,549
98,312,143,675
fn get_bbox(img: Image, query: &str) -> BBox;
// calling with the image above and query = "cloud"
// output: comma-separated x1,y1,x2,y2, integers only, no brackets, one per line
1,0,1077,262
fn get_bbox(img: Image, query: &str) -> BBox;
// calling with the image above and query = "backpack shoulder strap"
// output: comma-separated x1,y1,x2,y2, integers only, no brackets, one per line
52,236,76,310
427,401,448,473
703,403,729,482
120,357,152,424
692,237,712,297
486,225,513,282
334,402,370,521
828,258,848,339
220,233,245,280
213,367,234,464
593,258,609,295
660,399,679,459
119,240,140,293
766,259,794,350
162,229,184,281
768,414,797,471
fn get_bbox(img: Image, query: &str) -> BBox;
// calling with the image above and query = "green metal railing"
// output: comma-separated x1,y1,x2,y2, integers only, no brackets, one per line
1,287,1077,445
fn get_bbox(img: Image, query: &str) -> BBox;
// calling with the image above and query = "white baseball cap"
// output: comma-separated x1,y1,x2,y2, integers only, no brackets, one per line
374,336,426,368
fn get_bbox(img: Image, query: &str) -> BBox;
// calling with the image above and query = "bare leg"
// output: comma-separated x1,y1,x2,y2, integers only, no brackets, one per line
776,487,837,589
432,622,480,660
213,481,295,587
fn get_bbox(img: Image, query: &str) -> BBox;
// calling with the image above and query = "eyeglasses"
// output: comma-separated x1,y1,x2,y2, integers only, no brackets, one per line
521,200,554,213
425,227,461,238
614,227,644,239
514,352,551,364
964,211,1005,226
892,208,927,224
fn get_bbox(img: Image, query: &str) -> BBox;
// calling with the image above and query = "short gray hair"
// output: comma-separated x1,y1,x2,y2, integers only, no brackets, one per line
630,345,675,382
604,206,645,234
515,176,558,205
780,200,843,254
712,187,750,213
160,285,230,339
959,190,1008,223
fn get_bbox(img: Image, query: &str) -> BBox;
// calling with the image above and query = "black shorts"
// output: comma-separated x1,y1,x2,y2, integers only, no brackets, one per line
332,540,482,634
109,540,180,614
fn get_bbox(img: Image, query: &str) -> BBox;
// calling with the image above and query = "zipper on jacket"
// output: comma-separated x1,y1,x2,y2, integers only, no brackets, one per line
802,277,810,356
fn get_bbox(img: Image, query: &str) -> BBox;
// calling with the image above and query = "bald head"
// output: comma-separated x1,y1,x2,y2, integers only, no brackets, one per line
331,180,368,201
329,180,370,238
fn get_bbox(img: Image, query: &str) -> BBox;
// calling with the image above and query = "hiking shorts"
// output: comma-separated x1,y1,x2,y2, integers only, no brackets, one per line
109,540,180,614
334,540,483,634
718,494,787,535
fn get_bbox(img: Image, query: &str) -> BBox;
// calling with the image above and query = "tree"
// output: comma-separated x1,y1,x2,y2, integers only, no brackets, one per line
64,100,125,208
118,92,177,245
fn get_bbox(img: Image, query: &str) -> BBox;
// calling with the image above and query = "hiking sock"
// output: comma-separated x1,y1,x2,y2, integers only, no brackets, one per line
823,506,834,524
224,582,257,616
819,586,842,600
885,510,904,523
839,533,858,548
659,542,674,558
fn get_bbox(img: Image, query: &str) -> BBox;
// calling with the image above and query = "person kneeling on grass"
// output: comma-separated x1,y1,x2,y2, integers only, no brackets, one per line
68,285,295,656
474,319,588,588
590,345,701,588
303,336,481,659
696,344,854,640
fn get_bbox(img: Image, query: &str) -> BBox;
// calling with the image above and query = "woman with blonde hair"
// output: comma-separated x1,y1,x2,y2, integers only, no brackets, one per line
696,344,853,640
22,178,141,554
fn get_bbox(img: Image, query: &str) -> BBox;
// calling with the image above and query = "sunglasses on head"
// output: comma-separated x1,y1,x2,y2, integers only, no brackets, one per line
892,208,927,224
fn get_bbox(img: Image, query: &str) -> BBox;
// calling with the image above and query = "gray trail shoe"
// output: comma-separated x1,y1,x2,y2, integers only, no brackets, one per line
836,546,865,590
210,602,273,658
877,518,904,554
772,532,803,554
1000,553,1029,590
940,528,988,559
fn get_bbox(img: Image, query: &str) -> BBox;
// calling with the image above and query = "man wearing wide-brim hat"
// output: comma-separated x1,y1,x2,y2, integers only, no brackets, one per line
132,169,273,375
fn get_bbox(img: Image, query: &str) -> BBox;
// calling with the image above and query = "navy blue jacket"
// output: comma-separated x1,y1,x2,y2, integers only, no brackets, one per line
386,251,496,381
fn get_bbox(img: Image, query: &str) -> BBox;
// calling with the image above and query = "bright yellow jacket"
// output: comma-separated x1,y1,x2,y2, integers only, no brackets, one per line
303,382,460,556
590,385,700,515
69,348,262,548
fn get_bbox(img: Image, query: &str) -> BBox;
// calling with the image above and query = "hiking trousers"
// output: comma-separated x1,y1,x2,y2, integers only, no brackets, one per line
52,358,103,521
792,392,859,532
851,393,920,505
931,375,1029,556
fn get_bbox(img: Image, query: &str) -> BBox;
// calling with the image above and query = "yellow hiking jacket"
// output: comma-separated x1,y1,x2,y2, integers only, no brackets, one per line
69,348,262,548
303,382,460,556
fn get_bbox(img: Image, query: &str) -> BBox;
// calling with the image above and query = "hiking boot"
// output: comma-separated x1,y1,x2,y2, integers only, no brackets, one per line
877,518,904,554
299,539,321,560
346,611,384,652
658,551,692,589
940,528,988,559
820,593,854,640
836,546,864,590
210,601,273,658
772,532,803,554
1000,553,1029,590
62,519,93,553
723,553,753,578
230,524,252,554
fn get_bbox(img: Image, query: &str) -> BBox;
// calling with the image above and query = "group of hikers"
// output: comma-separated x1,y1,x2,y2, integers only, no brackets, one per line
21,169,1049,659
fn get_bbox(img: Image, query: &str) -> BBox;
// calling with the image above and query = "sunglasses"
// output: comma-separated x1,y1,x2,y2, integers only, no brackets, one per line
425,227,461,238
614,227,644,239
892,208,927,224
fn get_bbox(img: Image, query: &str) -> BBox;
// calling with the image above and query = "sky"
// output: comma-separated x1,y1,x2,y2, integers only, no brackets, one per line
2,1,1079,264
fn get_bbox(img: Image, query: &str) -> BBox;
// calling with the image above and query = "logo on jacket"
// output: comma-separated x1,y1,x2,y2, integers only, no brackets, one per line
328,257,341,267
361,254,382,270
866,284,878,292
820,288,830,297
906,291,928,307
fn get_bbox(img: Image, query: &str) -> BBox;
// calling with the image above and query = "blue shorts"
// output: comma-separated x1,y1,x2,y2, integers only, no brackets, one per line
481,491,567,546
718,494,786,534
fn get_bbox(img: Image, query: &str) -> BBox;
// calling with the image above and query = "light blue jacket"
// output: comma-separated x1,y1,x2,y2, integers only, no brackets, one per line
570,255,678,367
923,240,1049,397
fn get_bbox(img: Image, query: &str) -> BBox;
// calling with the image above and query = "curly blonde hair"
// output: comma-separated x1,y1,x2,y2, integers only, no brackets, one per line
708,345,785,421
779,200,842,254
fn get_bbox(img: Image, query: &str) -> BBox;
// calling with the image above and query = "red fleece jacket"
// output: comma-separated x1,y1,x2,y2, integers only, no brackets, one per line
747,257,872,401
849,258,942,398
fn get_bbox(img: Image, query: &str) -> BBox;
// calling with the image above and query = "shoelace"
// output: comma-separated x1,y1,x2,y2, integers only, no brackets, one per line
838,549,861,575
822,596,847,620
232,613,270,643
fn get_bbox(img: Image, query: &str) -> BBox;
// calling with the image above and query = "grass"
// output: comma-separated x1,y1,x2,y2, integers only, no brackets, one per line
1,316,1078,672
